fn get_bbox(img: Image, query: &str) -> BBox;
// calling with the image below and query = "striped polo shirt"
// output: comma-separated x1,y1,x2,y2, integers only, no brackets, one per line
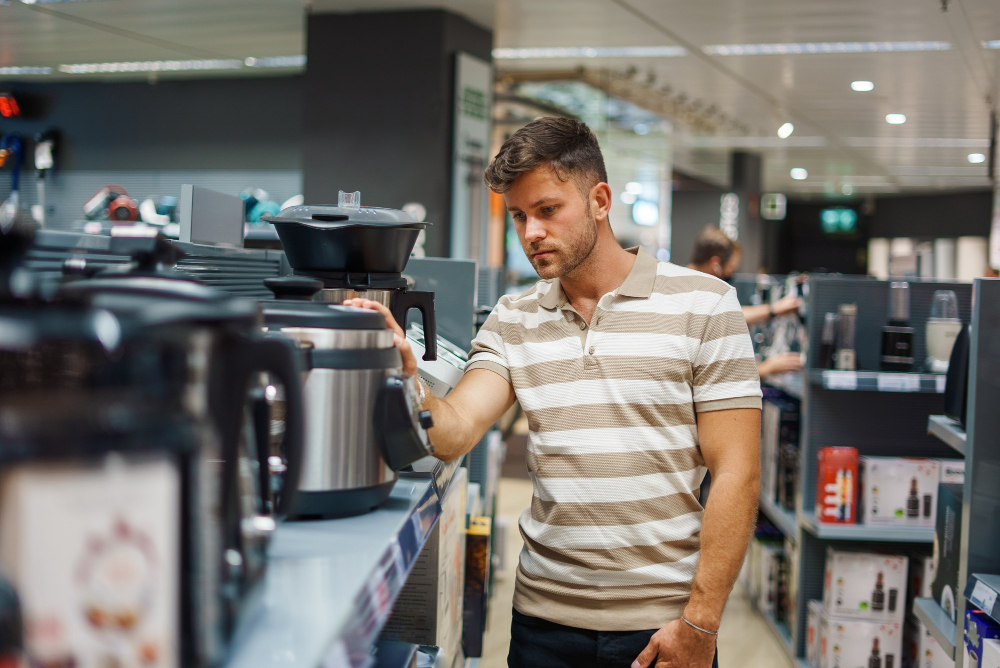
466,246,761,631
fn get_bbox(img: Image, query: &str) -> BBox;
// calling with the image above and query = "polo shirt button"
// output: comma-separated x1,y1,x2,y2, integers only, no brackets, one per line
589,346,595,355
579,322,586,330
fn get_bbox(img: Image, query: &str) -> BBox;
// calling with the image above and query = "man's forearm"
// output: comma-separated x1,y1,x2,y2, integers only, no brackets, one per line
683,468,760,629
420,384,480,462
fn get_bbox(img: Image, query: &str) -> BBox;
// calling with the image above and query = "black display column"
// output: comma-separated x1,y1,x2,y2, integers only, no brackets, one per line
303,9,492,258
730,150,774,274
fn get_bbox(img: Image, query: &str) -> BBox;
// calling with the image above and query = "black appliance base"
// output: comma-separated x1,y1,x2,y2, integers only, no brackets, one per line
290,480,397,519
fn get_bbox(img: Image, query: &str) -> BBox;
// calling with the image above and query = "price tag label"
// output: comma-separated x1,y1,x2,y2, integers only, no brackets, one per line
877,373,921,392
936,375,947,393
824,370,858,390
972,580,998,613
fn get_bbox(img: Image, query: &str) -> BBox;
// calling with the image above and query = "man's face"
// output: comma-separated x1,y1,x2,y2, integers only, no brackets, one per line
504,165,600,280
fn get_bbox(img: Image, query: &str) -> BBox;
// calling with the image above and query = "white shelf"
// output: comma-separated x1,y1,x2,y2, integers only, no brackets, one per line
799,513,934,543
913,597,956,660
809,369,946,394
928,415,966,455
760,494,798,543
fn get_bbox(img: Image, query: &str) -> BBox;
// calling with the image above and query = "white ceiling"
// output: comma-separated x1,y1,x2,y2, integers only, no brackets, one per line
0,0,997,194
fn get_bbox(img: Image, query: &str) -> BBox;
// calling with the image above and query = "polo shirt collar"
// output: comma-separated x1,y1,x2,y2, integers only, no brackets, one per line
536,246,658,310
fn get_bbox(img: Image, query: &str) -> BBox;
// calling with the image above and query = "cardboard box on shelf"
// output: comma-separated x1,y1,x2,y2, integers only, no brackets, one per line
816,447,859,524
860,457,940,527
818,609,903,668
981,638,1000,668
916,621,955,668
932,483,964,623
807,600,823,668
757,542,784,618
966,610,1000,668
462,515,491,659
384,467,468,663
823,548,908,623
938,460,965,485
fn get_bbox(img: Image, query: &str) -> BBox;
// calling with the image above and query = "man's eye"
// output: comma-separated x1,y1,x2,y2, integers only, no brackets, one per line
542,206,556,214
512,212,525,221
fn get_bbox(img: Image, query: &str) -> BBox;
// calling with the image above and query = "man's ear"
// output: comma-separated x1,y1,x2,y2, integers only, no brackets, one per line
590,182,613,222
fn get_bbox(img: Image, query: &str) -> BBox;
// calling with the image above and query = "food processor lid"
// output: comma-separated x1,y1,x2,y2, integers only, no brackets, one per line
262,191,428,229
261,302,388,330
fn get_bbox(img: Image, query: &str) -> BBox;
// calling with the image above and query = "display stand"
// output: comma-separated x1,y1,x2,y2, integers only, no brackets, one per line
759,276,974,665
913,278,1000,666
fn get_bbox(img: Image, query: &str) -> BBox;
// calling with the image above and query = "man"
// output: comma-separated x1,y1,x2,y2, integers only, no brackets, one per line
687,226,803,378
347,117,761,668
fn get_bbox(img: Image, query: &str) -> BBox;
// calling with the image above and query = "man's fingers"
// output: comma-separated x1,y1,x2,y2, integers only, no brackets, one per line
632,640,657,668
393,333,419,378
343,298,406,338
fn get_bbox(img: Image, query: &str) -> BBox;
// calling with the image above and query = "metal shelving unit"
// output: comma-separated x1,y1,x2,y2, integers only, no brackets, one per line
798,513,934,543
913,597,957,659
760,494,798,542
928,414,967,455
808,369,946,393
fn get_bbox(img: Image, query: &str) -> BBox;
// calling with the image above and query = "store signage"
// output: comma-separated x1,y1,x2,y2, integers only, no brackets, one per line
821,208,857,234
761,193,787,220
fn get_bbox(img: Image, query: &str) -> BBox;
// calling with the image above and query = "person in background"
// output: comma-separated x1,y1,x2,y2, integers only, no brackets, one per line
687,226,804,378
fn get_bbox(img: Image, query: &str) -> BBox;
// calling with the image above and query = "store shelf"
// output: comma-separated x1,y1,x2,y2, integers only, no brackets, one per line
928,415,966,455
764,372,803,400
965,574,1000,624
808,369,946,393
225,477,444,668
799,513,934,543
913,598,956,659
759,494,798,542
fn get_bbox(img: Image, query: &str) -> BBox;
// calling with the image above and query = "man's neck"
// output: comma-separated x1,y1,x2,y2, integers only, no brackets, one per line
559,235,636,309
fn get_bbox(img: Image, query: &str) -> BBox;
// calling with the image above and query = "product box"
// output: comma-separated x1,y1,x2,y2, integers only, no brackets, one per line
916,621,955,668
807,600,823,668
939,460,966,485
816,447,859,524
932,483,964,622
860,458,940,527
818,609,903,668
982,638,1000,668
758,542,784,618
965,610,1000,668
384,467,468,662
824,548,908,623
462,516,491,659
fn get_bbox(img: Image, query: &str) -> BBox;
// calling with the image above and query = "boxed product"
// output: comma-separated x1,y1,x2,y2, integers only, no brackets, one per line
784,536,799,633
818,608,902,668
824,547,908,622
462,515,492,658
966,610,1000,668
762,397,798,507
816,446,859,524
807,600,823,668
916,621,955,668
982,638,1000,668
939,460,965,485
758,542,784,617
384,467,468,662
860,457,940,527
932,483,964,622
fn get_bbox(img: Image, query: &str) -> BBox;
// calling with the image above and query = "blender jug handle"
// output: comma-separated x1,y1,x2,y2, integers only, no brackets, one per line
392,290,437,361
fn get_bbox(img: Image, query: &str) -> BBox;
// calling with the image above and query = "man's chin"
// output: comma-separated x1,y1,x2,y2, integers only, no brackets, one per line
530,259,561,279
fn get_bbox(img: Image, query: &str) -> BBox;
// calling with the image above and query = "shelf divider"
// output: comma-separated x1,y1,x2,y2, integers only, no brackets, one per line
913,598,957,660
928,414,966,455
759,493,798,543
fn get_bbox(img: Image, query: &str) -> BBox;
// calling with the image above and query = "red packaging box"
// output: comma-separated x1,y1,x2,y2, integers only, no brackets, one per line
815,446,859,524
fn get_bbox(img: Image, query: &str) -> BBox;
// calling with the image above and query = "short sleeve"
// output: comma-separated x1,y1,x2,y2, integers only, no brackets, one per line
692,288,762,412
465,305,512,385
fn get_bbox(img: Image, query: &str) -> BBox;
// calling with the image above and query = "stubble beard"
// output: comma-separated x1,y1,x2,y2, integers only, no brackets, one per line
525,204,599,280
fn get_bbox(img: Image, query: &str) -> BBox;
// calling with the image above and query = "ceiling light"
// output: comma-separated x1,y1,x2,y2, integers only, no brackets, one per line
632,200,659,226
492,46,686,59
968,153,987,163
245,55,306,68
0,66,52,75
983,41,1000,49
633,123,650,135
790,168,809,180
703,41,951,56
59,59,243,74
620,191,637,205
886,114,907,124
625,181,644,195
842,184,854,195
777,122,794,139
851,80,874,91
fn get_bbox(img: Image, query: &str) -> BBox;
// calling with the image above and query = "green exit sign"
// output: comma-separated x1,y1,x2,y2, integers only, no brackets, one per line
821,208,857,234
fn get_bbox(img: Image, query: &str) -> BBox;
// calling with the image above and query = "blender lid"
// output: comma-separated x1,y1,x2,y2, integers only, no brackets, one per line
261,302,388,330
264,205,427,229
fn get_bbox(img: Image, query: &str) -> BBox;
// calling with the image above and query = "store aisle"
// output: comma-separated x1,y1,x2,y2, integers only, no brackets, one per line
479,478,794,668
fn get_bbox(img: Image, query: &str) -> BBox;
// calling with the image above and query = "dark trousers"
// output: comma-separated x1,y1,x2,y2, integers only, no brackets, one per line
508,609,720,668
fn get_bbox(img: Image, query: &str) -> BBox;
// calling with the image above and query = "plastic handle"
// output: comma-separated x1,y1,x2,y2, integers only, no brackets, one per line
392,290,436,361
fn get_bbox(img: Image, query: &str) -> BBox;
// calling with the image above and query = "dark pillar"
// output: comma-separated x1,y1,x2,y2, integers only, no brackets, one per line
303,9,492,258
730,151,769,273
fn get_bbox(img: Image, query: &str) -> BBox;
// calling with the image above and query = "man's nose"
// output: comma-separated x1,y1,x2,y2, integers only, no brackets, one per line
523,216,547,242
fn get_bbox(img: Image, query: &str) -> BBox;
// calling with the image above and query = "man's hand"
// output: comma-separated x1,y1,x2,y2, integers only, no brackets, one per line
771,294,802,317
632,618,716,668
342,298,418,378
758,352,804,377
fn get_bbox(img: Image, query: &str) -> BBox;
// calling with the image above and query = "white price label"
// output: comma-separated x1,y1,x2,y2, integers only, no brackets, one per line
824,370,858,390
972,580,998,613
877,373,921,392
936,374,947,393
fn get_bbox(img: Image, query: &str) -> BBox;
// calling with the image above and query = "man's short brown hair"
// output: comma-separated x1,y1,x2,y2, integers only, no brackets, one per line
690,226,742,266
484,117,608,195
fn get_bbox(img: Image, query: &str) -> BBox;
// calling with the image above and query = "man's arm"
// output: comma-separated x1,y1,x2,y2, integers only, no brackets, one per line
343,298,516,462
742,294,801,326
634,407,761,668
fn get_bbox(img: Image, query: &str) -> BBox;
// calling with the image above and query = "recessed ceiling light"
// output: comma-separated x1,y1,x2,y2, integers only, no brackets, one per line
492,46,686,59
851,80,874,91
842,184,854,195
790,168,808,180
983,40,1000,49
625,182,644,195
777,122,794,139
0,66,52,75
620,191,637,205
968,153,987,163
885,114,907,125
703,41,951,56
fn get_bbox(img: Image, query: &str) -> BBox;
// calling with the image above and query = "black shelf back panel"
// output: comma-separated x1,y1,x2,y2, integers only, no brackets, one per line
806,277,974,372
